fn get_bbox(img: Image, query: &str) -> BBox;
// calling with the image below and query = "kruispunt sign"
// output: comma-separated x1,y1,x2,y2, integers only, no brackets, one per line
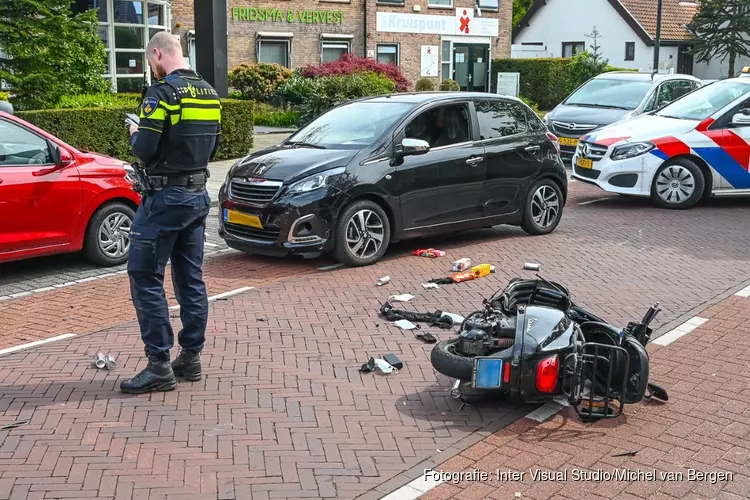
232,6,344,24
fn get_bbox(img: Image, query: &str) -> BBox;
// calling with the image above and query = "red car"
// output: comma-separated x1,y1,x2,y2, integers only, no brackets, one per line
0,111,141,266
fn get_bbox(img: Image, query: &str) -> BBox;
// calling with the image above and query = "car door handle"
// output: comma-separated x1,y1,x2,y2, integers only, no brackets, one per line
466,156,483,166
524,145,541,152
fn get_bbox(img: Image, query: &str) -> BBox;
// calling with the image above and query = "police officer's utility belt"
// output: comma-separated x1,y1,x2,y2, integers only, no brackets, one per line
147,173,207,190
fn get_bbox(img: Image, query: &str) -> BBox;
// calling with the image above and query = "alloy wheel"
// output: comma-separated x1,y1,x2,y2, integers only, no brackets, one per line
531,185,560,229
655,166,695,204
345,209,385,260
98,212,132,259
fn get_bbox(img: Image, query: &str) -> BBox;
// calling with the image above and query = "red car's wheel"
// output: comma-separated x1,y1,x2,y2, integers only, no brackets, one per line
84,202,135,266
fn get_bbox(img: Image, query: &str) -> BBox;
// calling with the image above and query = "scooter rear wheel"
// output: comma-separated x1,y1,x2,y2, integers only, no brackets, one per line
430,339,473,380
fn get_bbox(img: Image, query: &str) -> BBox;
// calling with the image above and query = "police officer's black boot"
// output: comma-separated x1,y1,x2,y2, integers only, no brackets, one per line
120,347,177,394
171,349,201,381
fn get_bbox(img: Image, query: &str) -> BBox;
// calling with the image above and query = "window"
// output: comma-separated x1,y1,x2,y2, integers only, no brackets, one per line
562,42,585,58
405,104,470,148
429,0,452,7
656,80,695,107
565,78,653,110
441,40,451,81
376,0,404,4
655,80,750,121
475,100,527,140
0,120,54,167
625,42,635,61
321,41,350,63
477,0,499,9
288,101,414,149
258,39,290,67
377,44,399,65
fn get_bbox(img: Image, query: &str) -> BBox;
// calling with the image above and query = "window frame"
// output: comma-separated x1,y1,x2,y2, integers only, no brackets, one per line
0,118,56,168
320,40,351,64
474,98,529,141
400,101,474,151
562,41,585,58
257,36,292,68
428,0,453,9
625,42,635,61
376,0,405,5
376,43,400,66
477,0,499,10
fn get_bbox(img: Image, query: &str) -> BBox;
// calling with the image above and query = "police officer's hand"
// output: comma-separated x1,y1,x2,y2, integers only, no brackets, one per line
129,124,138,136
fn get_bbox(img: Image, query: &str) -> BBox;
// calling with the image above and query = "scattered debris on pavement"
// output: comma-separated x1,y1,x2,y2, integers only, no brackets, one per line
452,258,472,272
359,355,401,374
377,276,391,286
1,420,29,430
413,248,446,258
380,301,454,329
393,319,417,330
612,450,639,457
414,331,437,343
421,282,439,290
523,262,541,271
93,352,116,370
389,293,415,302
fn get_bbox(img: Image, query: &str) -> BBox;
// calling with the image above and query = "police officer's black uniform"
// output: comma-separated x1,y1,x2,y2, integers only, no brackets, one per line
121,68,221,394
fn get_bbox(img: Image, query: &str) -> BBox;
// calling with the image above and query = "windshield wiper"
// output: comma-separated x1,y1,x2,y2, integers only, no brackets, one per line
285,140,326,149
656,114,690,120
567,103,631,110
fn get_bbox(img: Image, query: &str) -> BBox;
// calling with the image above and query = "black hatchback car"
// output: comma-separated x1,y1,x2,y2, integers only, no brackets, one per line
218,92,567,266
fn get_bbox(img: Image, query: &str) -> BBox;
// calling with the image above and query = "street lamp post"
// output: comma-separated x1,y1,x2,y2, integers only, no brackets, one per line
653,0,663,74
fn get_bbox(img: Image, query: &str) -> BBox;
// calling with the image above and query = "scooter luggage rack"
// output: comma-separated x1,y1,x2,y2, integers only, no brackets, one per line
563,342,630,421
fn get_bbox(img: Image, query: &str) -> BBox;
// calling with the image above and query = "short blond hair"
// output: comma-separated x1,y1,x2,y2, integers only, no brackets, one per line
146,31,181,56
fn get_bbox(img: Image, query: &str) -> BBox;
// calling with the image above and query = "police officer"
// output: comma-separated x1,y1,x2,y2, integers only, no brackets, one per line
121,32,221,394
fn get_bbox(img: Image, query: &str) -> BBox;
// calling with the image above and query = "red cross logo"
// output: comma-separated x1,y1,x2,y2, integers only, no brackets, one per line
427,48,431,54
459,10,470,33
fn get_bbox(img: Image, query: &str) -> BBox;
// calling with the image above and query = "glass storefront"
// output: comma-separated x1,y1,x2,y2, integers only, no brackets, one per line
78,0,171,92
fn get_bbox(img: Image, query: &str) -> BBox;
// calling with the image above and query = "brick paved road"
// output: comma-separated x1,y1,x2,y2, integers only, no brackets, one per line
419,293,750,500
1,181,750,499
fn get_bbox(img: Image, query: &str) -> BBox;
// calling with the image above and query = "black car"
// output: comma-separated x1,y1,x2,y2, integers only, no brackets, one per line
218,92,568,266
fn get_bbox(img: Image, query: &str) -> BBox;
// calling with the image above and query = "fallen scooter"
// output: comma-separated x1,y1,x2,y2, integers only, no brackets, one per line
430,277,669,421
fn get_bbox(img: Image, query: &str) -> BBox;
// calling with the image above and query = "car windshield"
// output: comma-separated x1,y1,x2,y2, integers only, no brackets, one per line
655,80,750,121
565,79,653,109
285,101,414,149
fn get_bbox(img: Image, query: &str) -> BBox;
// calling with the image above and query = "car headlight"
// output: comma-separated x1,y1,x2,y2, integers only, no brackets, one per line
543,113,550,125
286,167,346,195
610,142,655,161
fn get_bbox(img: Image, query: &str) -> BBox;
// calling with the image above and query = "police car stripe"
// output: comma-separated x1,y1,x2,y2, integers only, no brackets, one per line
595,136,630,147
693,146,750,189
651,136,691,158
721,130,750,170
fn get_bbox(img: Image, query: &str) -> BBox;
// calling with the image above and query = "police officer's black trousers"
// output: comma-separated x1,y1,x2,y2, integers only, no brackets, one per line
127,186,211,361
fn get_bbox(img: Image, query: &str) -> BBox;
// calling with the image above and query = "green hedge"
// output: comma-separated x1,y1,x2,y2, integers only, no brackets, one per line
17,99,254,162
491,58,634,110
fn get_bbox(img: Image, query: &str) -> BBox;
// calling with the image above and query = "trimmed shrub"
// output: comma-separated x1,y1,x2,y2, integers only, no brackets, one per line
299,54,410,92
439,79,461,91
415,78,436,91
253,102,299,128
53,93,140,109
491,57,634,110
566,51,610,93
228,63,293,103
17,99,254,162
277,72,395,126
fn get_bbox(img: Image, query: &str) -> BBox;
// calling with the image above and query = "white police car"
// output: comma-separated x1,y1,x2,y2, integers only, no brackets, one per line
571,76,750,208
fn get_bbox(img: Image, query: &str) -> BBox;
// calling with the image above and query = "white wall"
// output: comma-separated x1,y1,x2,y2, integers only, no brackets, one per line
513,0,678,72
693,54,750,80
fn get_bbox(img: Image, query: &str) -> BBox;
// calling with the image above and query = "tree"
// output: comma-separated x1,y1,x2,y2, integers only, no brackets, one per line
0,0,110,109
585,26,605,63
512,0,536,29
566,28,610,93
689,0,750,78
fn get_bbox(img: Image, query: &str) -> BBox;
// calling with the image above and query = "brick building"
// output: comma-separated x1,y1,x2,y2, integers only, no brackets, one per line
74,0,512,92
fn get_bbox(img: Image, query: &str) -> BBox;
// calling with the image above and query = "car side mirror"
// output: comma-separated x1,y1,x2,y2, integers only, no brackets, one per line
48,141,73,168
395,138,430,158
731,112,750,127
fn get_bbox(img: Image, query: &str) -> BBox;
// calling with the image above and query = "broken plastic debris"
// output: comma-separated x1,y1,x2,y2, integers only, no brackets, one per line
377,276,391,286
552,395,570,407
394,319,417,330
390,294,415,302
413,248,446,258
421,283,439,289
373,358,395,374
441,312,464,323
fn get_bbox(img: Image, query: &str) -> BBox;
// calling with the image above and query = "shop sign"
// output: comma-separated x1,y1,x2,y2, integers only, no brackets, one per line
376,9,498,37
232,6,344,24
420,45,439,77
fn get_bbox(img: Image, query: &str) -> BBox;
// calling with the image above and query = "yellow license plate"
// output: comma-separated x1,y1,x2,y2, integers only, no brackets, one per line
559,137,579,147
224,209,263,229
576,157,593,169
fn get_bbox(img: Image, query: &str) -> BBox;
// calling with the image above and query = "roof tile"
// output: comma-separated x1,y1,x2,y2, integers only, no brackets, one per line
618,0,697,40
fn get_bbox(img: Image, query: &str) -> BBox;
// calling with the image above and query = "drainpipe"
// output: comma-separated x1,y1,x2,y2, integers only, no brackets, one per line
363,0,367,58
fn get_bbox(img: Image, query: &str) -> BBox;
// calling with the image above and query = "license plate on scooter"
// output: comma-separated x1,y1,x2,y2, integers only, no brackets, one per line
472,358,503,389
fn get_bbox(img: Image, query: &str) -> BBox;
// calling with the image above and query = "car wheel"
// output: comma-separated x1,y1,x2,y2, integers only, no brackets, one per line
650,159,704,209
521,179,564,235
333,199,391,266
84,202,135,266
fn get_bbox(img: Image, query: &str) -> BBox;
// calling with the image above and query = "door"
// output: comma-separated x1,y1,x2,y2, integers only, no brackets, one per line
474,98,543,217
395,102,485,230
0,119,82,255
453,44,490,92
708,96,750,192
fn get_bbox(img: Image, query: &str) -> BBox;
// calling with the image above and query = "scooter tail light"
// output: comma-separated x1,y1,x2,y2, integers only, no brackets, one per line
536,355,559,393
546,131,561,155
503,362,511,383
